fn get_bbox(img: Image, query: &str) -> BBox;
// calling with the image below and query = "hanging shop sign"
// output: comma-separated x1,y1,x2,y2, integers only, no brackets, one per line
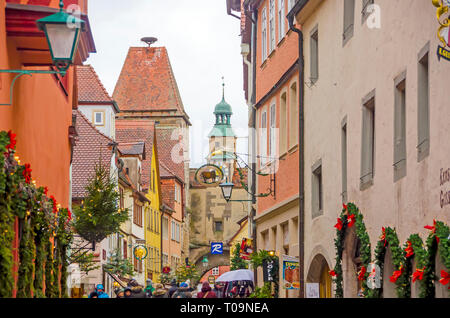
211,242,224,255
208,275,216,284
133,244,148,261
194,164,225,187
433,0,450,61
262,259,275,282
282,255,300,290
239,238,253,260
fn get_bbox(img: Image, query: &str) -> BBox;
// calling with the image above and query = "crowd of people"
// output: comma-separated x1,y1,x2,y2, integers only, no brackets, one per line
88,278,254,299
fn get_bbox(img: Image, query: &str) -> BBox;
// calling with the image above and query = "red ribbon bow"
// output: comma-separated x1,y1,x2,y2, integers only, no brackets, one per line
347,214,356,228
44,187,49,196
329,270,337,277
424,220,440,244
439,270,450,286
22,163,32,184
334,218,343,231
50,195,58,214
67,209,72,222
412,267,425,283
343,203,348,211
380,227,387,246
390,265,403,283
358,266,366,281
6,130,17,152
405,241,414,258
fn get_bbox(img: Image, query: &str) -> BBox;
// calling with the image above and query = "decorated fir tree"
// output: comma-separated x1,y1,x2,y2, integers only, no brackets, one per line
231,242,248,271
73,162,129,243
103,248,134,278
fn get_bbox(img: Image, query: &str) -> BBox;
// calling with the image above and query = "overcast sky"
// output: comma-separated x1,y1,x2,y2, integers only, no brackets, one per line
86,0,248,168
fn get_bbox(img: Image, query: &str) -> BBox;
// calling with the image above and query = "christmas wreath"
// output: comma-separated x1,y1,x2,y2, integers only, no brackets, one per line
332,203,371,298
369,227,408,298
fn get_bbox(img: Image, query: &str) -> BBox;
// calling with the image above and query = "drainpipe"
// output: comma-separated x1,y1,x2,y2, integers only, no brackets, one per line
288,14,305,299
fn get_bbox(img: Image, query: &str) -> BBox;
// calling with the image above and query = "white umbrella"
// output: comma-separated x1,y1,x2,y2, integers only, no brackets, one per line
215,269,254,283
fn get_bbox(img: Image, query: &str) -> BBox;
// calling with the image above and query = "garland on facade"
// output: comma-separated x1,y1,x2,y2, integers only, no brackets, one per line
403,234,428,298
422,220,450,297
0,130,73,298
331,203,372,298
370,227,408,298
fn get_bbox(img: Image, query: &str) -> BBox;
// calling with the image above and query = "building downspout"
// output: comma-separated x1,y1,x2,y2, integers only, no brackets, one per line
288,14,305,299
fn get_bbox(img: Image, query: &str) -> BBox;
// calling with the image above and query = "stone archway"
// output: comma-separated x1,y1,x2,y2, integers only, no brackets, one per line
192,250,230,286
342,226,361,298
306,253,332,298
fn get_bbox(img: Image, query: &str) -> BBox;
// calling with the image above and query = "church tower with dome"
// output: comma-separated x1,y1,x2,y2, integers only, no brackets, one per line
207,82,238,182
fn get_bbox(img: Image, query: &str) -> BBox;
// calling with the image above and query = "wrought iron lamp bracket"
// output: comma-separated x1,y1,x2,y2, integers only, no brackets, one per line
0,69,67,106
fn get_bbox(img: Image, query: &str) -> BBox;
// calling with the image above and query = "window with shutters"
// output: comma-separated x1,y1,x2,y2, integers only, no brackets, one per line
280,92,288,155
133,202,142,227
394,71,407,182
360,90,376,190
269,103,277,161
312,160,323,218
361,0,374,22
260,110,268,167
289,82,298,149
278,0,286,41
269,0,276,52
343,0,355,46
341,118,348,203
261,7,268,62
212,267,220,276
310,26,319,83
162,217,169,240
418,44,430,162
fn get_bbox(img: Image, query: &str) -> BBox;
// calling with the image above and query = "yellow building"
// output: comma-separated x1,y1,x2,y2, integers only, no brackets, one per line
145,136,163,282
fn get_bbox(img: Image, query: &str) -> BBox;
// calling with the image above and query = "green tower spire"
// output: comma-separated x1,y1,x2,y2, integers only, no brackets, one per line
208,78,236,137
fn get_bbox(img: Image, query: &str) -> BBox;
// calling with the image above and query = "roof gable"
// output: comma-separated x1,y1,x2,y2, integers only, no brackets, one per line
113,47,188,118
72,110,114,199
76,65,114,105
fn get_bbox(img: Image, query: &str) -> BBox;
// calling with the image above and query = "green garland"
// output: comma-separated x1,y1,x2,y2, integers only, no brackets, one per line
16,218,35,298
369,227,408,298
332,203,371,298
404,234,428,298
423,221,450,297
0,130,73,298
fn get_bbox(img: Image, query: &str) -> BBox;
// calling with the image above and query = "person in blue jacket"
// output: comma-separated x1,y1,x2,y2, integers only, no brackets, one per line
95,284,109,298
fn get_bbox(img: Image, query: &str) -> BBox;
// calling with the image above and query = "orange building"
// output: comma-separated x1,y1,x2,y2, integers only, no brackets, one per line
0,0,95,297
229,0,300,298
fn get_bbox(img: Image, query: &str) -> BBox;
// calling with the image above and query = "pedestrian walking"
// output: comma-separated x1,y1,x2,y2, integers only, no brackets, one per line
127,279,147,298
167,279,178,298
95,284,109,298
152,283,167,298
172,282,192,298
124,287,132,298
144,279,154,298
115,288,125,298
89,291,99,298
213,283,224,298
197,281,217,298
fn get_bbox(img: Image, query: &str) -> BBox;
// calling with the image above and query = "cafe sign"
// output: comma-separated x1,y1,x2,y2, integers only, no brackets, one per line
433,0,450,61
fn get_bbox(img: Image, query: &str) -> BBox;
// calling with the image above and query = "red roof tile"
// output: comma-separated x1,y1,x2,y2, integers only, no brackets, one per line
76,65,113,104
112,47,189,119
115,119,154,190
72,110,115,199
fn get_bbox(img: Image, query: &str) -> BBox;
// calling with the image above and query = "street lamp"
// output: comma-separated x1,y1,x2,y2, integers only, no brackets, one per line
0,0,85,106
36,0,86,73
202,256,209,268
219,182,235,202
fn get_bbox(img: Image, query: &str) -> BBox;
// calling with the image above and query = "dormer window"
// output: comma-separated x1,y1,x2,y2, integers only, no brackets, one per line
94,111,104,126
